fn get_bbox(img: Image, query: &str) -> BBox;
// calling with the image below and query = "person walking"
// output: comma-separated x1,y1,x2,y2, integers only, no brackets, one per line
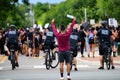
78,25,86,57
88,27,95,58
51,17,76,80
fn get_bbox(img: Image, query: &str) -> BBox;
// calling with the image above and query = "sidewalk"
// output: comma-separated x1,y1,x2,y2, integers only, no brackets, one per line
77,48,120,66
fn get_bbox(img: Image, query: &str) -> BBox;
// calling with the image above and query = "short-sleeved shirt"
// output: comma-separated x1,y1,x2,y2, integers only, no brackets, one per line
97,28,112,44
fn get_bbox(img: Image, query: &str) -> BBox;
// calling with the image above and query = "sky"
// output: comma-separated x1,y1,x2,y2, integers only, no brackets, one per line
29,0,65,4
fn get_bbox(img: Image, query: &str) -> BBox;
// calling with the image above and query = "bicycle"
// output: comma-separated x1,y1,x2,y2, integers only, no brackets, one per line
101,42,112,70
69,50,74,71
69,45,79,71
9,44,16,70
44,45,59,70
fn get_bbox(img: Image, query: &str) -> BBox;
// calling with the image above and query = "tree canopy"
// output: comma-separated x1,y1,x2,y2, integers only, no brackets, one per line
0,0,120,28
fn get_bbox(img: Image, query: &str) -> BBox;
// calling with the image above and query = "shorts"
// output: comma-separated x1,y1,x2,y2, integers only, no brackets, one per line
70,46,78,57
89,38,94,44
59,51,70,63
28,40,33,48
34,41,39,48
7,42,19,51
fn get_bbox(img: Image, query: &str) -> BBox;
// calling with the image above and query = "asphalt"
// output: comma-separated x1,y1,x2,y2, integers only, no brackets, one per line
0,47,120,70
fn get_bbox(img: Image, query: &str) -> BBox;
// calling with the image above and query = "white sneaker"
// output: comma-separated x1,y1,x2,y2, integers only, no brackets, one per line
67,76,71,80
60,77,64,80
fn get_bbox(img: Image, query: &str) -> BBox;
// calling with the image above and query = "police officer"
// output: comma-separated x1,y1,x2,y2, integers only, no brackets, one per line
70,28,80,71
97,21,115,69
6,25,19,68
44,25,56,59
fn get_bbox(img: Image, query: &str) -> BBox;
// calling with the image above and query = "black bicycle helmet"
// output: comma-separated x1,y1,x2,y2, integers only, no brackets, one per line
101,21,107,28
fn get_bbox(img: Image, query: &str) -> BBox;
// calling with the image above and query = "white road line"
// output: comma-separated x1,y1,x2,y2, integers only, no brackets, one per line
77,65,89,68
33,64,89,69
33,65,46,69
0,67,3,70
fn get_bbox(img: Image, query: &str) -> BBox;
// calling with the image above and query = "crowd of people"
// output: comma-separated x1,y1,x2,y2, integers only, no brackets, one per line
0,18,120,80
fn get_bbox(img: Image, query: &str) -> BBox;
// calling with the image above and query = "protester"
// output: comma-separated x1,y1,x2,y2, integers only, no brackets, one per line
51,17,76,80
78,25,86,57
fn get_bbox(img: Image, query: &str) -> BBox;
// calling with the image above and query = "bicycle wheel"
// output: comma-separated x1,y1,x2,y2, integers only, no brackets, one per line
106,55,111,70
10,52,15,70
70,53,73,70
45,52,50,70
50,51,59,68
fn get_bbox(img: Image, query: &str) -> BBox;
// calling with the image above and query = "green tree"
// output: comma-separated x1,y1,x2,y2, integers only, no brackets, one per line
0,0,29,28
96,0,120,22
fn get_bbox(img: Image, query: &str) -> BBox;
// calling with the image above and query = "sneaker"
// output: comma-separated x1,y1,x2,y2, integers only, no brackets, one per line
74,68,78,71
26,54,29,57
67,76,71,80
81,55,84,57
15,62,19,67
93,56,95,58
67,78,71,80
88,54,90,57
112,66,115,69
60,77,64,80
98,67,104,70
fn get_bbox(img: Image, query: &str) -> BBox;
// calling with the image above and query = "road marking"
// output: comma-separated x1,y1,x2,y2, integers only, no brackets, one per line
0,56,7,63
33,65,46,69
33,64,89,69
0,55,3,61
0,67,3,70
77,65,89,68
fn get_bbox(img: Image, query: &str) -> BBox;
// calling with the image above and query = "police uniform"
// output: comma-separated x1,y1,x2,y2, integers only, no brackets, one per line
7,30,19,51
70,29,80,57
97,28,112,55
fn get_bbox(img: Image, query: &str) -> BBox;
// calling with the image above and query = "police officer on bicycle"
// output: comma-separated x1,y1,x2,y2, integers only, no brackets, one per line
6,25,19,68
43,25,56,60
70,28,80,71
97,21,115,69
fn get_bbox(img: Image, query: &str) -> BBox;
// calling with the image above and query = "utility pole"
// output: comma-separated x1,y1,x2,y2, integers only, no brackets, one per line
84,8,87,22
30,4,34,26
83,0,87,22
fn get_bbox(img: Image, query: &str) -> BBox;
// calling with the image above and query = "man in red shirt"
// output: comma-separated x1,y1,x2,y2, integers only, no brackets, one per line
51,17,76,80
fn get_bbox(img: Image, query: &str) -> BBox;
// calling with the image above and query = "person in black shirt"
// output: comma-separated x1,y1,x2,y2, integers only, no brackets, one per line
0,32,4,55
33,28,42,57
27,28,34,57
78,25,86,57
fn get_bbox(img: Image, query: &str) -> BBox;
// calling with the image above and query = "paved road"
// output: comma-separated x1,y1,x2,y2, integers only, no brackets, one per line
0,67,120,80
0,50,120,80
